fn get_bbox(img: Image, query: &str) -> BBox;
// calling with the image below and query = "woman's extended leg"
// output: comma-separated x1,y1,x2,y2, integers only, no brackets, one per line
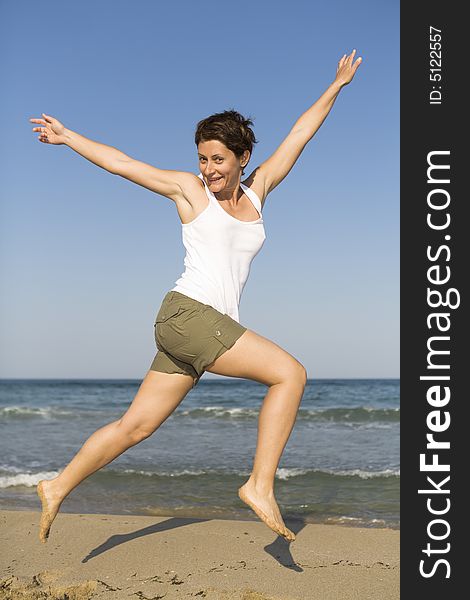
37,370,194,543
205,329,307,542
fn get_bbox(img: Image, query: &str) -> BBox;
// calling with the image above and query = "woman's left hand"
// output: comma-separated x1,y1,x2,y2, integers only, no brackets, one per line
335,49,362,87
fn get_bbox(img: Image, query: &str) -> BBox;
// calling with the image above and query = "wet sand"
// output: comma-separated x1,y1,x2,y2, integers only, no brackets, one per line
0,509,399,599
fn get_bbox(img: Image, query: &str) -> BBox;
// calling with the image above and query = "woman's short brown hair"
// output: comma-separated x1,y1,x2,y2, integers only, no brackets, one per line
195,109,258,174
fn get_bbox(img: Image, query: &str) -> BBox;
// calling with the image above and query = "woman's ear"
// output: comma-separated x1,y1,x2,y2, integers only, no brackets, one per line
240,150,250,168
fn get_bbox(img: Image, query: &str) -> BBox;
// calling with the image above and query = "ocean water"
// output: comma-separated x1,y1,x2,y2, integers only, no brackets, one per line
0,378,399,529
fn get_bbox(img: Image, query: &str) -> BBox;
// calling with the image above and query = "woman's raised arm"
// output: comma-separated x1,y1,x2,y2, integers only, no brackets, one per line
253,49,362,199
29,113,192,202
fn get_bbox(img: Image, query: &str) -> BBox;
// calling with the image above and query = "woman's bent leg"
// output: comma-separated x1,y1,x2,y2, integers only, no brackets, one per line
37,370,194,542
204,329,307,542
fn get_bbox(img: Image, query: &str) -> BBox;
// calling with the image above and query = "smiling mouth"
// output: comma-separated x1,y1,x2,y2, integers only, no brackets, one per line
208,177,222,183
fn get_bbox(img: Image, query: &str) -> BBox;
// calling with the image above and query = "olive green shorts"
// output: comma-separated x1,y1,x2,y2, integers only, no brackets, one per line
149,291,247,388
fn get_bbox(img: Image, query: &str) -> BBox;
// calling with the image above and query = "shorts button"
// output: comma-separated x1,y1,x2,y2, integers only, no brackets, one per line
215,330,221,336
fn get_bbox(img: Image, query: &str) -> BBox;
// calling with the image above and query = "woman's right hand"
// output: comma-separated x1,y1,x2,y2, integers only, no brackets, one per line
334,49,362,88
29,113,66,145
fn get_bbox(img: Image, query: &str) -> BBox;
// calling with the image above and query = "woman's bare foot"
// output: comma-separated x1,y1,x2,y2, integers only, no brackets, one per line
238,481,295,542
37,479,64,543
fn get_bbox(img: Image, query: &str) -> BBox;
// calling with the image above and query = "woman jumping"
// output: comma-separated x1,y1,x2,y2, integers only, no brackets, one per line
30,50,362,544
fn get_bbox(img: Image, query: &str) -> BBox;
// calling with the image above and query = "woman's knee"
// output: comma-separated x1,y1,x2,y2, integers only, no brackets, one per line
295,361,308,387
281,359,308,388
116,418,154,444
297,362,308,387
116,372,192,443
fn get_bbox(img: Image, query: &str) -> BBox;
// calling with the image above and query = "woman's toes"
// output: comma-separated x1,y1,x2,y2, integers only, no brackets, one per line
285,528,296,542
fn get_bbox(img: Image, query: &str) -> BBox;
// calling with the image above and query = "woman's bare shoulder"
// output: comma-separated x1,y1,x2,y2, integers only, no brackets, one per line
175,172,205,205
241,167,268,207
173,172,208,225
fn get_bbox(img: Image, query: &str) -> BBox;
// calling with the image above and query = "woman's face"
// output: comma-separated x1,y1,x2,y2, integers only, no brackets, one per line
197,139,249,192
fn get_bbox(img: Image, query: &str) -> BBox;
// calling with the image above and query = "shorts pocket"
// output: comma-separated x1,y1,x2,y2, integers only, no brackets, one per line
200,307,234,349
155,305,189,352
155,304,185,325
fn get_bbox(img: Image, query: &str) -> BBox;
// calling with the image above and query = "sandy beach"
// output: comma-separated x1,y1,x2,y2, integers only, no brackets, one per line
0,509,399,599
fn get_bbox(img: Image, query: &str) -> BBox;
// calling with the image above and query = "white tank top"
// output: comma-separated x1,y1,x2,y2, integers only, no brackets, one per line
171,173,266,322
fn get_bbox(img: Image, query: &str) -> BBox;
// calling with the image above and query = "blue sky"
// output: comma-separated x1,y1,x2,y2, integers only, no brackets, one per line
0,0,399,379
